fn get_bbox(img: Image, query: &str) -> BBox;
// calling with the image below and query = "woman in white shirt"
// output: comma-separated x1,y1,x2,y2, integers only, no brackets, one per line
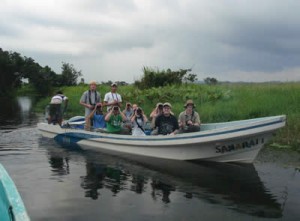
131,107,148,136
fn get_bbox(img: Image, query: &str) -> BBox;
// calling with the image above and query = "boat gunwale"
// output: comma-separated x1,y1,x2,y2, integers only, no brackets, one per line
0,164,30,221
37,115,286,144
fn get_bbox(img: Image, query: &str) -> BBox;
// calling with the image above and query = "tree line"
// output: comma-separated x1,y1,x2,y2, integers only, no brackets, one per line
0,48,82,96
1,48,218,96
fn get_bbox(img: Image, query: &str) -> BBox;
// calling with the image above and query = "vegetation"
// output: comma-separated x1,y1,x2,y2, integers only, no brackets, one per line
134,67,197,89
0,48,81,96
59,62,82,86
2,48,298,151
204,77,218,85
34,82,300,151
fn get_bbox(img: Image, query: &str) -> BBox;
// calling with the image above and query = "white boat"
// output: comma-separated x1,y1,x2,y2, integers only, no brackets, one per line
37,115,286,163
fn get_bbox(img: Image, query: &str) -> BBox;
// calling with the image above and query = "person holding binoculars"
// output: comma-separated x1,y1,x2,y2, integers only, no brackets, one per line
149,102,164,129
104,105,127,134
85,103,106,131
131,107,148,136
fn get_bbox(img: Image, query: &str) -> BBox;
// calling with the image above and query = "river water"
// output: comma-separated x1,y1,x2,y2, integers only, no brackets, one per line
0,97,299,221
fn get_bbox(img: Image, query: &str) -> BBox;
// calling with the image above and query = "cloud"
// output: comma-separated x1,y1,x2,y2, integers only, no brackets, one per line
1,0,300,83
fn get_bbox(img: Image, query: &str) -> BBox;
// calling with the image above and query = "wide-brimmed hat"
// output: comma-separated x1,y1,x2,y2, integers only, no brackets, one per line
111,82,117,87
163,102,172,108
89,80,97,85
184,99,195,108
156,102,163,107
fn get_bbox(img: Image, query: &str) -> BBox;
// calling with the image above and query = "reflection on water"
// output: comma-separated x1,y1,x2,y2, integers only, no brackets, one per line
0,96,39,129
17,96,32,119
46,147,283,218
49,155,70,176
81,162,130,199
131,173,146,194
151,179,175,204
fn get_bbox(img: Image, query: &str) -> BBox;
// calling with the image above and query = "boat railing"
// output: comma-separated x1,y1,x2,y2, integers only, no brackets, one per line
200,115,284,131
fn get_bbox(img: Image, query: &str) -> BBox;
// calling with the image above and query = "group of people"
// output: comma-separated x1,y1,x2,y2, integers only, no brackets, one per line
79,81,148,135
47,81,201,136
150,100,201,135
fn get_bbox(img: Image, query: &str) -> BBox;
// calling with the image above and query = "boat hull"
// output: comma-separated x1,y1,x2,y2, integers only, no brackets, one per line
38,115,286,163
0,164,30,221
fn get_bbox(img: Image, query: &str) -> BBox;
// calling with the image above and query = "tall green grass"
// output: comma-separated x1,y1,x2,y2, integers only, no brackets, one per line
34,82,300,150
199,83,300,150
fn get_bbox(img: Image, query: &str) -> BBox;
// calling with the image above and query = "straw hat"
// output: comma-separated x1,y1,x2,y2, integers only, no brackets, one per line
163,102,172,108
156,102,163,107
184,99,195,108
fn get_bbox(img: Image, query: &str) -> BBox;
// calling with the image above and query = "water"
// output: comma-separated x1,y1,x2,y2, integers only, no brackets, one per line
0,97,300,221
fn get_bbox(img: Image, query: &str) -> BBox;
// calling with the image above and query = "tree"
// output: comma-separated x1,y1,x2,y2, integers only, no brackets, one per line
101,80,113,86
0,49,25,95
59,62,82,86
184,73,198,83
38,66,58,95
134,67,193,89
204,77,218,85
0,48,85,96
22,57,55,95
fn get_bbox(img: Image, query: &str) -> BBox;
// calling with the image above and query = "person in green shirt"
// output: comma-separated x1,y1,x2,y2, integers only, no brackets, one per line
104,106,127,134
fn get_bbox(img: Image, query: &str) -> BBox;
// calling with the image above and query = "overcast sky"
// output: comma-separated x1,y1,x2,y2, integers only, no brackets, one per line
1,0,300,83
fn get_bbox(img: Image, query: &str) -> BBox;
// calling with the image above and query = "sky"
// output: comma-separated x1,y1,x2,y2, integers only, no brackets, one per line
1,0,300,83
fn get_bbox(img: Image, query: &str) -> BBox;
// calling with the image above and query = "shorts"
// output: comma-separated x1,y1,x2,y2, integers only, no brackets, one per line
49,104,62,123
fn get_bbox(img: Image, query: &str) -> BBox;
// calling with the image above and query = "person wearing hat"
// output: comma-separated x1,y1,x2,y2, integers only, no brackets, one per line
122,102,134,131
149,102,164,129
178,99,201,133
85,103,106,131
104,82,122,111
104,105,127,134
152,102,179,135
122,102,134,121
80,81,102,117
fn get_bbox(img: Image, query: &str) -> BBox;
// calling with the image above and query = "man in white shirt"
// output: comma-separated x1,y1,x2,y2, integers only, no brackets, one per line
48,91,68,125
50,94,68,105
104,83,122,111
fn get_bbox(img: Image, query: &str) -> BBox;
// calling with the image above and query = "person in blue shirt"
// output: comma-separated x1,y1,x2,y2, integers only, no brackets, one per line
85,103,106,131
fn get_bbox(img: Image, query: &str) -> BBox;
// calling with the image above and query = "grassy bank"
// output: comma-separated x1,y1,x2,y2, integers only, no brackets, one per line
34,82,300,150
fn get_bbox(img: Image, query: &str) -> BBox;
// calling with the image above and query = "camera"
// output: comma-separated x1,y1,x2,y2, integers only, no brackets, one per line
113,106,119,111
158,104,163,110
